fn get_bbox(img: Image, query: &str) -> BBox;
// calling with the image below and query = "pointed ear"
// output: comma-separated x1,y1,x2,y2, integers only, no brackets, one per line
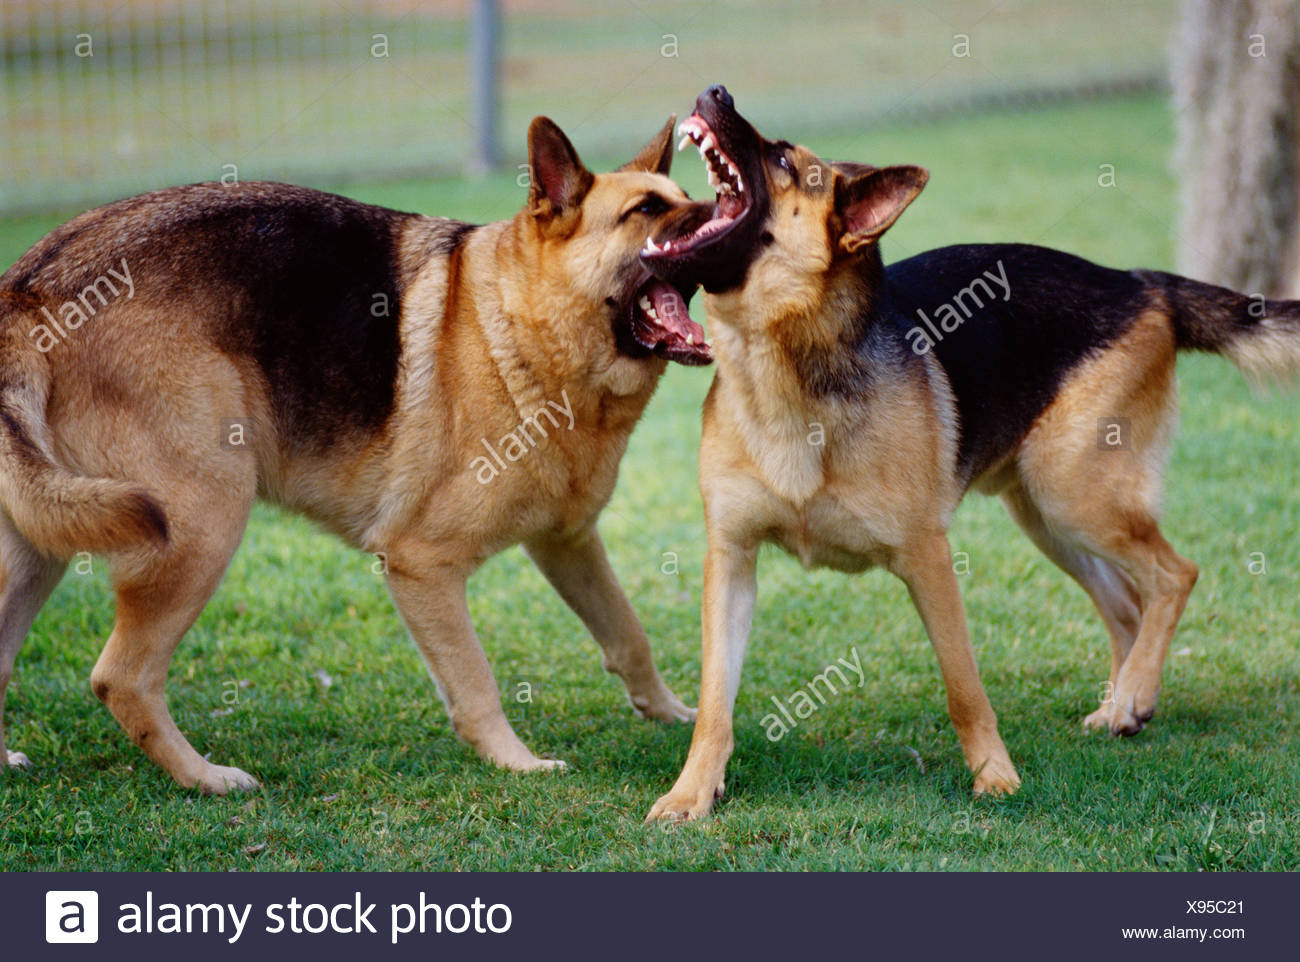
619,114,676,176
835,165,929,253
528,117,594,217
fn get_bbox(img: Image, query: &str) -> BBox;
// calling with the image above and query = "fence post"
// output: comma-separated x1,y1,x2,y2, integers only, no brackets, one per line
468,0,500,174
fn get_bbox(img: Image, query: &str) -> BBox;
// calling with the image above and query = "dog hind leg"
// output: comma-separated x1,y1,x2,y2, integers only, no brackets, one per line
0,522,66,768
90,476,256,794
1015,460,1197,736
1000,483,1143,728
1085,519,1197,735
1013,308,1196,734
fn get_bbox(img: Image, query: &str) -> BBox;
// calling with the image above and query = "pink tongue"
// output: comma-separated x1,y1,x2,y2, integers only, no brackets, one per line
685,197,741,241
650,284,704,341
718,193,744,218
695,214,731,234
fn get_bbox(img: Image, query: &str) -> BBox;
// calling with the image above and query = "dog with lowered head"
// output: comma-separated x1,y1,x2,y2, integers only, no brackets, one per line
0,115,719,793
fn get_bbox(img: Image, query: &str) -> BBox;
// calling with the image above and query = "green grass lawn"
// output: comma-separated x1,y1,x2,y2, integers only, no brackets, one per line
1,93,1297,871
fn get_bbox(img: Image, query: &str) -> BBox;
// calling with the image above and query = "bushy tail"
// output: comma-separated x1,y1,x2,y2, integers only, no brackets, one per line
0,329,167,558
1136,269,1300,385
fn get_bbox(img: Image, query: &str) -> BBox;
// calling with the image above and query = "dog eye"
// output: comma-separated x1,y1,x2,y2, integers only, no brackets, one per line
777,155,793,174
628,195,668,218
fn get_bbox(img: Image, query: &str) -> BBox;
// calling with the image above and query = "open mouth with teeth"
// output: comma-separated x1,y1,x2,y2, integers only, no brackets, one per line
640,87,767,294
623,276,711,365
641,115,750,260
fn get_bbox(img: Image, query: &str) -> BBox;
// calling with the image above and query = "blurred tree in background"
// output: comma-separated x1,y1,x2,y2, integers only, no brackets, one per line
1173,0,1300,297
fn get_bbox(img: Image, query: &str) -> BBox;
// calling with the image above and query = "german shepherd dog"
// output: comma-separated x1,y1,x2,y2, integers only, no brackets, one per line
639,86,1300,821
0,116,718,794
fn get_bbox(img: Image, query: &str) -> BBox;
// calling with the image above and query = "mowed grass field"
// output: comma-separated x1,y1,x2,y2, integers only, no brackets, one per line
1,93,1297,871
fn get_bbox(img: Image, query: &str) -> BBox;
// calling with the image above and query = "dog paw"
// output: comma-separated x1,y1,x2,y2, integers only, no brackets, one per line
1081,704,1113,731
629,688,697,724
645,780,724,823
193,764,260,795
972,757,1021,796
479,733,568,773
1106,686,1157,737
5,750,32,769
1107,706,1153,738
509,757,567,773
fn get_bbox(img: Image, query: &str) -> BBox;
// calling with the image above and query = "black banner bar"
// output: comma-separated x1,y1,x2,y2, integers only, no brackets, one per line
5,872,1289,960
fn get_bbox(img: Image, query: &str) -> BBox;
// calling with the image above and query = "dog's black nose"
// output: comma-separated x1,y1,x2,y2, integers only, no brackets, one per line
705,85,733,110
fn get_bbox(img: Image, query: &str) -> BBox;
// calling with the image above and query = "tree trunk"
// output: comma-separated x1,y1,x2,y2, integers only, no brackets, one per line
1173,0,1300,297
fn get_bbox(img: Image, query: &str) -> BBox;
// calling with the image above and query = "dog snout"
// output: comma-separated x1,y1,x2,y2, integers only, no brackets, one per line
705,84,733,110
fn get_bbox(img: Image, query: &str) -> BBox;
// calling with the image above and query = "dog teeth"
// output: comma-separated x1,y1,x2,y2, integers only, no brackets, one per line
677,119,704,143
639,296,652,310
680,116,747,199
686,333,697,345
644,238,662,254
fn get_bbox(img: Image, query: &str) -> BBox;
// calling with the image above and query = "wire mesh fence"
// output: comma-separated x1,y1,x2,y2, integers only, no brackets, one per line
2,0,1178,216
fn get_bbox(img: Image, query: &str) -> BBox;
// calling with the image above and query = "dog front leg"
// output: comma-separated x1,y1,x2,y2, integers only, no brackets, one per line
646,539,757,822
525,526,694,722
892,534,1020,795
386,555,563,771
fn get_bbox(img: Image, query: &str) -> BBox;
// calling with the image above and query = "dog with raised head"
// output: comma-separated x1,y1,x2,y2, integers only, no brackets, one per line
640,85,1300,820
0,115,718,793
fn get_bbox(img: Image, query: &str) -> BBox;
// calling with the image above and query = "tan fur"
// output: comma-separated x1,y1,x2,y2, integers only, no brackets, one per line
648,144,1204,822
0,321,168,558
645,77,1300,818
654,306,1206,821
0,117,702,792
650,181,1021,819
652,311,1017,821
